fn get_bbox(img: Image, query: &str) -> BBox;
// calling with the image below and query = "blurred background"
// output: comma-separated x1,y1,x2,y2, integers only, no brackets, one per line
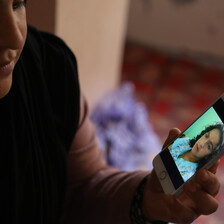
27,1,224,223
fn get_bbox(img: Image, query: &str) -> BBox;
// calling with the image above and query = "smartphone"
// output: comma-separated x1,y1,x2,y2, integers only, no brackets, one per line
153,93,224,196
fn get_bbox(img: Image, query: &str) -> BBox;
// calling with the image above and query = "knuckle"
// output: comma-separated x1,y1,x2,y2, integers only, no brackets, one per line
201,200,219,215
208,202,219,214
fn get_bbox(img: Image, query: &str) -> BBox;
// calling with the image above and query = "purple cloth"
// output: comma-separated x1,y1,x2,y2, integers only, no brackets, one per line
91,82,162,171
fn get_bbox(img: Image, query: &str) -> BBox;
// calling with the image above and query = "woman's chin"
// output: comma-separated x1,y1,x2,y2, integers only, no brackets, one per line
0,74,13,99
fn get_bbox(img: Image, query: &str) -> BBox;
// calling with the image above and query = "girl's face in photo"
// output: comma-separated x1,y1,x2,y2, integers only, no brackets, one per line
0,0,27,97
192,128,221,160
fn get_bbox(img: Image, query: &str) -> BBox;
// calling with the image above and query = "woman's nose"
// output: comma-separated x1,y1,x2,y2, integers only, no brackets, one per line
199,141,205,149
0,9,25,50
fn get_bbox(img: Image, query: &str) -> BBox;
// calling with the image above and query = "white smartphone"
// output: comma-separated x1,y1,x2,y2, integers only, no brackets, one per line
153,93,224,196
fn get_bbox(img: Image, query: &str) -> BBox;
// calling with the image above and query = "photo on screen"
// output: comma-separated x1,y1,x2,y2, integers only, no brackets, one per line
169,106,224,182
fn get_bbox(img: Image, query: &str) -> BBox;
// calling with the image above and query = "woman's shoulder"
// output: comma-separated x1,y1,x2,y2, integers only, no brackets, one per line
26,25,77,64
24,25,79,89
24,26,80,148
173,136,190,146
171,137,190,154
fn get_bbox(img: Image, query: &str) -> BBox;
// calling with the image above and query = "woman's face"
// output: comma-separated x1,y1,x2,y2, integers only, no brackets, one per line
191,128,221,160
0,0,27,98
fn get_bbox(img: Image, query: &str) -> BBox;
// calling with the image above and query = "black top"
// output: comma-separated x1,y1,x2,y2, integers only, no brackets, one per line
0,26,80,223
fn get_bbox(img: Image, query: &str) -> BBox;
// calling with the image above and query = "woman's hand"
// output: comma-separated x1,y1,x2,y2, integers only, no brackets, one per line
142,128,220,224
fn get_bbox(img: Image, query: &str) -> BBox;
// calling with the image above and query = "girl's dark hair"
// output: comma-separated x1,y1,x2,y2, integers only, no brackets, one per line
189,123,224,171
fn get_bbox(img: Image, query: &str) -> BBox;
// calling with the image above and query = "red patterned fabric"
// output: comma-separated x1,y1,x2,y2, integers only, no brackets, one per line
121,42,224,223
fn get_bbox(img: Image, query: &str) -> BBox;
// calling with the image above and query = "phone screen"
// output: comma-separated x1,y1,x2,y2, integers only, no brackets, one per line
160,98,224,190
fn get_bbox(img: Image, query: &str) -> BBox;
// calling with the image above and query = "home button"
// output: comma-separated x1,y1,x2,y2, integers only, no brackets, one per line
159,171,167,180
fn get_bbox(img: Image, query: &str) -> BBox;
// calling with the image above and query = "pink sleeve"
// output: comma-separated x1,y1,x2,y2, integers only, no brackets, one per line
60,93,150,224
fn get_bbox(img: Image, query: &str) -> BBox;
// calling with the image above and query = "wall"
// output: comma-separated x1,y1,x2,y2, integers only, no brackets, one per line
127,0,224,57
26,0,129,111
55,0,130,110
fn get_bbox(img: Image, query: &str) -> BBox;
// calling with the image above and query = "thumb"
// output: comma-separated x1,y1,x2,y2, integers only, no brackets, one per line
162,128,181,149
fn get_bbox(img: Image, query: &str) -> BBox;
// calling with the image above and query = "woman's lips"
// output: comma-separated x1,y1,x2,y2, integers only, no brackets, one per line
0,60,15,76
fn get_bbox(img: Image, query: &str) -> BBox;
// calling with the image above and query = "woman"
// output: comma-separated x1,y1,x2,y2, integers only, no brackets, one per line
169,123,224,182
0,1,221,223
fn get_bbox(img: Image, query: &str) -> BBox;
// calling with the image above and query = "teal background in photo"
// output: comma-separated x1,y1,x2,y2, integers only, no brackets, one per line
184,107,223,139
